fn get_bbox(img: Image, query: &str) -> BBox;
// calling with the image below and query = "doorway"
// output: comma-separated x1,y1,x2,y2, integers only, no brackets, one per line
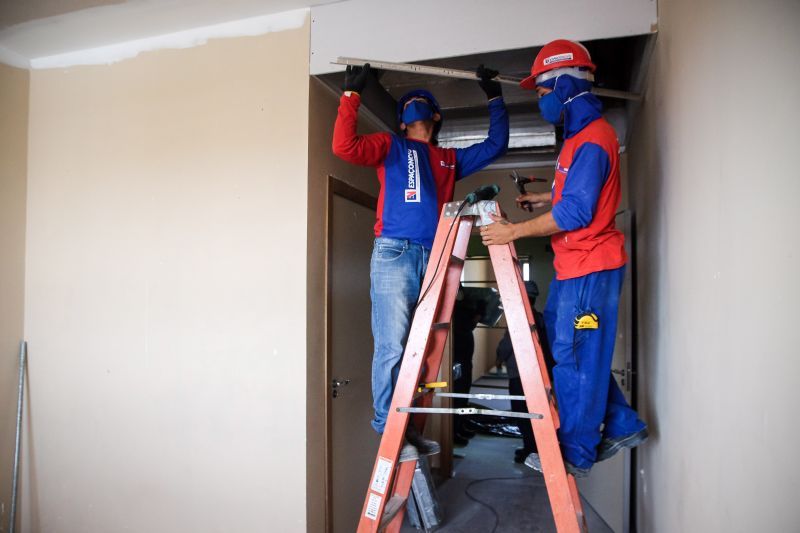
326,177,381,532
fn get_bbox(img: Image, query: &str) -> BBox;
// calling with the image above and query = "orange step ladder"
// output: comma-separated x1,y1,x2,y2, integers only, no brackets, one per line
356,199,588,533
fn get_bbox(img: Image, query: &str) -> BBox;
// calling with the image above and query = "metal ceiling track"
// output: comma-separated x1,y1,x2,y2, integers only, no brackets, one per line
334,57,641,102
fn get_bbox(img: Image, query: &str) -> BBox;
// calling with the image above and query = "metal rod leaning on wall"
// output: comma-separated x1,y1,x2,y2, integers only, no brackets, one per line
334,56,642,102
9,341,27,533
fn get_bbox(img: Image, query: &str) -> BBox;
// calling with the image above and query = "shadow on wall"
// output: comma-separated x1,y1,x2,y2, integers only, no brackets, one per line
626,34,663,533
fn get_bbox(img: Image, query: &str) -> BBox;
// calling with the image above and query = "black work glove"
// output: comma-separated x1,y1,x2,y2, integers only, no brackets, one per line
344,63,370,94
477,64,502,100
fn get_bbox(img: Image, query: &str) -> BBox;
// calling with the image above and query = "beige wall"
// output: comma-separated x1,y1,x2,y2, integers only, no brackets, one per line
0,62,29,532
21,21,310,533
628,1,800,531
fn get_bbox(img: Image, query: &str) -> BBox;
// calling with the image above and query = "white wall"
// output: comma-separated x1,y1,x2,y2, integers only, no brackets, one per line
21,21,310,533
0,61,29,533
628,1,800,531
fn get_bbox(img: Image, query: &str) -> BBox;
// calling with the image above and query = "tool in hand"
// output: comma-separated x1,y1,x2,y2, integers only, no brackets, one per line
465,184,500,205
509,170,547,212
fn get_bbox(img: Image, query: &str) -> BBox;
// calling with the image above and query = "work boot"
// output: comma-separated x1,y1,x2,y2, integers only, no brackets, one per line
458,427,476,439
405,424,441,457
399,442,420,463
596,426,649,462
524,452,590,478
453,432,470,447
514,446,535,463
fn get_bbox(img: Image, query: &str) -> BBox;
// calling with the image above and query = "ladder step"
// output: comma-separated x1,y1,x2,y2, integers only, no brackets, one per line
379,496,407,530
436,392,527,401
398,407,543,419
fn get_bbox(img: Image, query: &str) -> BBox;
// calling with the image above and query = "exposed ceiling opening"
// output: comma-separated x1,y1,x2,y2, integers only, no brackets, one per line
316,34,655,169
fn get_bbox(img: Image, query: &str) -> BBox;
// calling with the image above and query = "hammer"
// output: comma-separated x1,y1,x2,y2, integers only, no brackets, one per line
509,170,547,212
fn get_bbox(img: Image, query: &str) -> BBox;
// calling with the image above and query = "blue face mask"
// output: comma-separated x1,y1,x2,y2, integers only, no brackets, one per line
402,100,434,125
539,91,564,124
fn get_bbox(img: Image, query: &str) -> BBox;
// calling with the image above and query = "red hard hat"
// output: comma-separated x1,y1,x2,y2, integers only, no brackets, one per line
520,39,596,90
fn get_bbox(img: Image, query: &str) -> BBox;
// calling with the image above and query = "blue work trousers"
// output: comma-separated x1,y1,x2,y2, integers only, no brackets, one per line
544,266,646,469
369,237,430,433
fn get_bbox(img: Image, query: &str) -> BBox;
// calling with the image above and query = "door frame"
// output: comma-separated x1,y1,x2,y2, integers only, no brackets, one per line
325,175,377,532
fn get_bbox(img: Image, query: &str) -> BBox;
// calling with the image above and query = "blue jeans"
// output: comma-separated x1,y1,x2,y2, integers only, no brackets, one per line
370,237,430,433
544,267,646,469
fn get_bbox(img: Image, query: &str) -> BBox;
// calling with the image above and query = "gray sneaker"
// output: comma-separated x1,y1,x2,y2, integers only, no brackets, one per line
524,452,591,478
596,427,649,462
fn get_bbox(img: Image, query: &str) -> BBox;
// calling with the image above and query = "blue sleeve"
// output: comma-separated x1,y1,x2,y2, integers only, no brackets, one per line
454,98,509,179
551,143,610,231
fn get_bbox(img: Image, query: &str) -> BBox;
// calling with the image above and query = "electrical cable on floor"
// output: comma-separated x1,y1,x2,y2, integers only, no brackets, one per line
464,476,531,533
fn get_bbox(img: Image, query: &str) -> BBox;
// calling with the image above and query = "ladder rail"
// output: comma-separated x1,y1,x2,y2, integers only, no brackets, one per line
357,210,473,532
383,218,473,533
490,241,586,533
357,200,588,533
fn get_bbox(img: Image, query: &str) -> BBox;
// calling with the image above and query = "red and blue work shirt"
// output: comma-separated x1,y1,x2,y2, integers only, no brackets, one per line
550,117,627,279
332,92,509,249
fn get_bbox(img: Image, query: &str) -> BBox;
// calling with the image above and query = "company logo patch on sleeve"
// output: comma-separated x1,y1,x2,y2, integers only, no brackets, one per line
544,52,573,66
405,189,418,202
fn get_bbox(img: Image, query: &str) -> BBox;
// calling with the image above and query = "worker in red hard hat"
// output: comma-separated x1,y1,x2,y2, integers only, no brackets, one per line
480,39,648,477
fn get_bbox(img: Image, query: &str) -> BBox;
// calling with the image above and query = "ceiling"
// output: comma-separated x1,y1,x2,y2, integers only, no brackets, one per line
1,2,654,169
0,0,341,67
317,35,654,168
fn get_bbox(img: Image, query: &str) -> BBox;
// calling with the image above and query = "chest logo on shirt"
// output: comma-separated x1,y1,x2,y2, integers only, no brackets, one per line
405,149,421,203
440,160,455,170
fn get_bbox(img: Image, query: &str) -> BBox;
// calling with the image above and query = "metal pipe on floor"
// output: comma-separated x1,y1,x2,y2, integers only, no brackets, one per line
9,341,27,533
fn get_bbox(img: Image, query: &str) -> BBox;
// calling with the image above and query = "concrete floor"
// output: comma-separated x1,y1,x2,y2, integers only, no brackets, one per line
401,434,614,533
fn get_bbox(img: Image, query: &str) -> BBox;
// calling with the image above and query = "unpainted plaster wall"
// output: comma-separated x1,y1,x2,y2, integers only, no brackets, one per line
628,1,800,531
21,22,310,533
0,61,29,532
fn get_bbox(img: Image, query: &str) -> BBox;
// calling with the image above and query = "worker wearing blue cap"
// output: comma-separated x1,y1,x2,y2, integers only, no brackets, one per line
333,63,508,460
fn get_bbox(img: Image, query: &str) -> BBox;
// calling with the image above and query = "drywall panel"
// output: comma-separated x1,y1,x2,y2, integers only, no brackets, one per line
627,1,800,531
0,61,28,533
310,0,657,75
23,20,310,533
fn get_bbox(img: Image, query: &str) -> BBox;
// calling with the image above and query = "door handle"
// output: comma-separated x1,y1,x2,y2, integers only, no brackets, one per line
611,364,636,391
331,378,350,398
